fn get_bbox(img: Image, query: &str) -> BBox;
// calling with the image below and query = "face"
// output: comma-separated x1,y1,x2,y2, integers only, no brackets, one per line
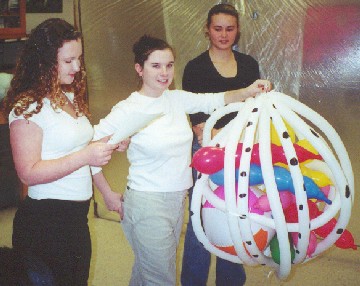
57,39,82,85
135,49,175,98
207,13,239,51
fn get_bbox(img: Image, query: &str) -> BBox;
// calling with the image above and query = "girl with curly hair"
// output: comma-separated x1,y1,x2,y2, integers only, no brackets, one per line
3,18,119,286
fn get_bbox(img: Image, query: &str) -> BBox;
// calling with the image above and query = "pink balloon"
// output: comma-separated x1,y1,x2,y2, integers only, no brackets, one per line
320,185,331,197
203,185,264,215
254,195,271,212
253,191,295,213
291,230,317,257
192,146,225,174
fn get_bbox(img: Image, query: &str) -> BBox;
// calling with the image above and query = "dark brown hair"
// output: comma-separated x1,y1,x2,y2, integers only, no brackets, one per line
133,34,175,68
206,3,240,44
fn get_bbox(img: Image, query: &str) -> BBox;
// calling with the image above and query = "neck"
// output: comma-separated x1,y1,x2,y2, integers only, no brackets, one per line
209,47,233,63
139,87,163,98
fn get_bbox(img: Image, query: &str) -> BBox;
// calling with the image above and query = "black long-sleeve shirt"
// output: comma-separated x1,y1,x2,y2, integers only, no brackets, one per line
183,50,260,129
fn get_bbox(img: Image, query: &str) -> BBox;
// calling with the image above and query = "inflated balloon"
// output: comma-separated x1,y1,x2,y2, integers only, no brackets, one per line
291,230,318,257
313,213,357,250
254,191,295,212
209,164,332,204
190,91,354,280
271,121,296,146
197,142,323,171
192,146,224,174
202,185,275,255
269,235,295,264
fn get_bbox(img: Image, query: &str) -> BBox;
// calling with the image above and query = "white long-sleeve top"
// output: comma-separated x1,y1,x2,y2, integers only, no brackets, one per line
93,89,225,192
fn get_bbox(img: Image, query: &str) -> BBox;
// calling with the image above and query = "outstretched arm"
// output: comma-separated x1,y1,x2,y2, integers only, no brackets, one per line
224,79,271,104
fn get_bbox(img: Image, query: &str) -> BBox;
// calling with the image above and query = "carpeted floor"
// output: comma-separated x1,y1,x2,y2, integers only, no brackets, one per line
1,195,359,286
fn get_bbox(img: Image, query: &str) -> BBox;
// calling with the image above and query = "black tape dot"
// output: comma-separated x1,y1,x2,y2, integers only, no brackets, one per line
253,254,259,258
216,143,220,147
273,104,277,109
283,132,290,139
299,205,304,211
240,171,247,177
311,129,319,138
290,158,299,166
296,250,300,254
336,228,344,234
239,194,247,198
298,233,302,239
252,108,258,112
190,211,194,217
345,185,351,198
245,147,251,152
247,122,253,127
198,173,202,179
246,241,252,245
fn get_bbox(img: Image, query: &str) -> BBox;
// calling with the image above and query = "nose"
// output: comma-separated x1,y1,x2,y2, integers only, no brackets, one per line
161,66,168,75
73,59,81,72
221,29,227,37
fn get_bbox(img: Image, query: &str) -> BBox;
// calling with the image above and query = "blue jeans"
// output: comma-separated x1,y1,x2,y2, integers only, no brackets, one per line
181,138,246,286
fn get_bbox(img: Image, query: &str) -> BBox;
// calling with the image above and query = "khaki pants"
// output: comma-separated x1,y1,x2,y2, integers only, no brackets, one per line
122,188,187,286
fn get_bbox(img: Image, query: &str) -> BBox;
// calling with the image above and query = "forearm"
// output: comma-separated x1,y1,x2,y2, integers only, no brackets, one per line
92,171,112,196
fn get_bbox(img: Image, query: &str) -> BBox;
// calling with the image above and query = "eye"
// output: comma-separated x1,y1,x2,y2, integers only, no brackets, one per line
167,63,174,68
152,64,160,68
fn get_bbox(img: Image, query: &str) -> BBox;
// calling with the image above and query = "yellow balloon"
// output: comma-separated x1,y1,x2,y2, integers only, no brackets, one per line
300,165,332,187
275,162,332,187
271,121,296,146
297,139,318,155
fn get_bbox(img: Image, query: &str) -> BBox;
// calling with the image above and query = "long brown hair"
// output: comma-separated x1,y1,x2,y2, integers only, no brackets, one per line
3,18,89,119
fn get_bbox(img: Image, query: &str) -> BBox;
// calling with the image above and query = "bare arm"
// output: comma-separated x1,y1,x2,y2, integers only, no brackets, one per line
92,171,124,219
10,119,118,186
224,79,271,104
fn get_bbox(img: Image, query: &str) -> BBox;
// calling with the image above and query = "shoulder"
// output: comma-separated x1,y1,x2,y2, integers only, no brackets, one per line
233,50,259,65
184,51,209,70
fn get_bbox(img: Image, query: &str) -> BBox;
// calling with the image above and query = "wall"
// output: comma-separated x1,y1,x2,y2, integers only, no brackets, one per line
25,0,74,33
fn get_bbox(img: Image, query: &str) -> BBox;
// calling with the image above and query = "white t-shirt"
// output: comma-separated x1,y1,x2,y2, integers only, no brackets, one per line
93,89,225,192
9,93,94,201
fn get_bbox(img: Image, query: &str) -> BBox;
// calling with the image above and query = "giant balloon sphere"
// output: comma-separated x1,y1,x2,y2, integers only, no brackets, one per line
190,91,355,280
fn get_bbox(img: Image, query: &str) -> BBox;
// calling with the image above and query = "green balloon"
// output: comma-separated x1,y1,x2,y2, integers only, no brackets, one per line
270,235,295,264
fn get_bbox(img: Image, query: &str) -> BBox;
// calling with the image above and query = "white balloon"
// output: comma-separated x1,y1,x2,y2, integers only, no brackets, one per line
190,91,354,280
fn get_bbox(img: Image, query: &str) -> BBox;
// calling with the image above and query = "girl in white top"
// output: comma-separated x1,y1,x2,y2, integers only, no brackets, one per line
92,35,271,286
3,18,119,286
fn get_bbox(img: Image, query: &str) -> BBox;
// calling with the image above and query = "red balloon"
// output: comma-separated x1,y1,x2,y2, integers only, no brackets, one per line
314,217,336,237
314,213,357,250
335,229,357,250
192,146,225,174
283,200,320,223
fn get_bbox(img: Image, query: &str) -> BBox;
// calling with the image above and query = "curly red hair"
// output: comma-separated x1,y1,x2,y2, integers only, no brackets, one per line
3,18,89,119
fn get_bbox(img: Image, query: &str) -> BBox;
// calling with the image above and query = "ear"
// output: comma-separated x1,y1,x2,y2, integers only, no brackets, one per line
135,63,143,76
204,24,209,38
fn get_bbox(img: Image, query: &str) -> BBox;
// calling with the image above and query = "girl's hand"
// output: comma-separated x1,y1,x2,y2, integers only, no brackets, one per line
86,136,119,166
102,190,124,220
116,137,130,152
